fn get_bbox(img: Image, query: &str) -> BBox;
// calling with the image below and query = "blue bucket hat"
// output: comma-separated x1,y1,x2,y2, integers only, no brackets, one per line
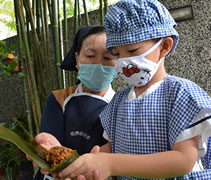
104,0,179,55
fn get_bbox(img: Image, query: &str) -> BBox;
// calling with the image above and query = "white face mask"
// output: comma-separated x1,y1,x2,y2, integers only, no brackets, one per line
115,38,163,87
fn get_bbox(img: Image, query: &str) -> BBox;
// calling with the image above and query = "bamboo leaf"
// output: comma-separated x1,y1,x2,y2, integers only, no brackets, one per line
13,117,34,142
0,124,50,170
49,150,79,172
0,124,79,172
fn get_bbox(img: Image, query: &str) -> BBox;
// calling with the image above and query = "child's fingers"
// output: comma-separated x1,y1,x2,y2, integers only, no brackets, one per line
92,169,104,180
40,169,50,175
90,146,100,153
77,175,86,180
54,177,67,180
58,158,84,178
52,172,59,177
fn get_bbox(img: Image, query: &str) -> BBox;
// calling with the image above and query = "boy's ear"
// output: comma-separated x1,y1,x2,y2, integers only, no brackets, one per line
75,52,79,70
159,37,174,58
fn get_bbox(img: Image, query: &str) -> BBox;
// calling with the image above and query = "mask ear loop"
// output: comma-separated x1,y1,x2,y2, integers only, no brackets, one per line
141,38,164,57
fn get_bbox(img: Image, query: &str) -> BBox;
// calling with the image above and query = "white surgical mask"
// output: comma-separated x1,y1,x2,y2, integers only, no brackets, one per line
115,38,163,86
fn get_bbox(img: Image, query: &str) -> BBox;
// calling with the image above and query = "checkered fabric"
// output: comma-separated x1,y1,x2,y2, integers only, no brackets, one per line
100,75,211,180
204,137,211,169
104,0,179,55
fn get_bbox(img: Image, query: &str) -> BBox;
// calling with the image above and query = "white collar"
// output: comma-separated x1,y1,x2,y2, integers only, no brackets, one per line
75,83,115,102
128,80,163,101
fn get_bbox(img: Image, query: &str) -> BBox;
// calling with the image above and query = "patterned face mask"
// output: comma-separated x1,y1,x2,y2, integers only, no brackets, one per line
115,38,163,87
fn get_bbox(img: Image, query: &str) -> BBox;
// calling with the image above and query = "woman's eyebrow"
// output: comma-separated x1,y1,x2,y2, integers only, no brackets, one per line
84,48,96,52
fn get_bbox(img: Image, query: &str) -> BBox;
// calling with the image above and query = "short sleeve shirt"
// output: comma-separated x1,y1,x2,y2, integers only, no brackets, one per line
100,75,211,180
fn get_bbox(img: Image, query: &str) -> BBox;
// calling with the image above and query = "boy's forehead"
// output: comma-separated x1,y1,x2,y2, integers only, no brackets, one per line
112,39,149,48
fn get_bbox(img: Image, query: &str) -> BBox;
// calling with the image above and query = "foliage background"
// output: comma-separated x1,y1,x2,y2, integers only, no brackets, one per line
0,0,118,40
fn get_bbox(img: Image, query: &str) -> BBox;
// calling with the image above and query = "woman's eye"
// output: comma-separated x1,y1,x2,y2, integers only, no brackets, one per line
86,55,94,58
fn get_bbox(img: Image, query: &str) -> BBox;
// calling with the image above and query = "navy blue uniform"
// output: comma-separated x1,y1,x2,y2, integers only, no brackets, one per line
34,85,114,179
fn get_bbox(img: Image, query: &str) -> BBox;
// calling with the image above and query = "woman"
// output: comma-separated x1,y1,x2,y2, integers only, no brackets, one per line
33,25,116,180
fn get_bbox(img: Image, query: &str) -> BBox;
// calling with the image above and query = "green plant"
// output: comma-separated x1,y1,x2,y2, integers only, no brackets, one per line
0,115,30,180
0,40,24,77
0,142,24,179
0,40,17,59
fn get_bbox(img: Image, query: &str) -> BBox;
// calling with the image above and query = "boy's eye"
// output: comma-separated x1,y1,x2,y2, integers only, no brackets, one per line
128,48,138,53
104,57,112,60
112,52,119,57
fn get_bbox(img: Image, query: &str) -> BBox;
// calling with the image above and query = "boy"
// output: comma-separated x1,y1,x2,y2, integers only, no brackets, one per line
56,0,211,179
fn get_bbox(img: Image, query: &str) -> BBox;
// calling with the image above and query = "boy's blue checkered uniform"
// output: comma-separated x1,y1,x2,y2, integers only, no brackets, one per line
100,75,211,179
102,0,211,178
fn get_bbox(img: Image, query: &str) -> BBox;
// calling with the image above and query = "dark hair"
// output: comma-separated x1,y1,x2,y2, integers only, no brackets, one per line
77,26,105,55
60,25,105,72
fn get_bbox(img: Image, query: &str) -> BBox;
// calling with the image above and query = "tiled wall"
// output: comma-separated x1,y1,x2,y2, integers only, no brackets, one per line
160,0,211,95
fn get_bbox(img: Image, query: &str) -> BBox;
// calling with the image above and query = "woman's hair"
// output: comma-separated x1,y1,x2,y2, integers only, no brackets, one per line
77,26,105,55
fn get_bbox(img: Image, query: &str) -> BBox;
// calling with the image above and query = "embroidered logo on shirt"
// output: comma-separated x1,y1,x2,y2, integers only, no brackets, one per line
70,131,91,140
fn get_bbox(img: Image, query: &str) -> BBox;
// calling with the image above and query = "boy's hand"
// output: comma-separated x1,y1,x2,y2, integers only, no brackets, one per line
56,145,111,180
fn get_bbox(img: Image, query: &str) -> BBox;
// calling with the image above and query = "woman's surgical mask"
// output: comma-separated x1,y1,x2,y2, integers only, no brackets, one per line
77,64,116,91
115,38,163,87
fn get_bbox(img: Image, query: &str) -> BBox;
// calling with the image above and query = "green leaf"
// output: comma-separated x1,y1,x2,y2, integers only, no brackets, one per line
0,41,6,47
0,124,79,172
5,166,14,180
0,124,50,170
18,72,25,77
0,62,7,68
3,70,11,76
7,62,17,71
14,57,20,61
0,47,6,54
13,117,34,143
7,44,18,52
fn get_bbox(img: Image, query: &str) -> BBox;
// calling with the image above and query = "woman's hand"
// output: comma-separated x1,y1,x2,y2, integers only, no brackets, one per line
35,132,61,150
26,132,61,174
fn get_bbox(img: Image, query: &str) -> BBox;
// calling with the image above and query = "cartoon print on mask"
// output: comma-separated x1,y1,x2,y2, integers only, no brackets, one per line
122,64,140,77
119,64,151,86
138,69,151,85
